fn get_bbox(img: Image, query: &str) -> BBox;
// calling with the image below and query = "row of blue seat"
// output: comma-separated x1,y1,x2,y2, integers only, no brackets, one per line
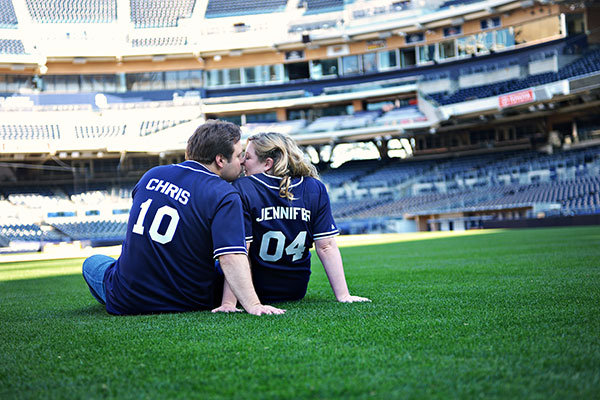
130,0,195,28
0,39,25,54
430,48,600,105
25,0,117,23
0,0,16,27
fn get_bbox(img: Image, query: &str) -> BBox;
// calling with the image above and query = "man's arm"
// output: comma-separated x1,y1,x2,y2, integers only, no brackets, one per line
315,237,371,303
212,280,240,313
213,242,251,313
217,253,285,315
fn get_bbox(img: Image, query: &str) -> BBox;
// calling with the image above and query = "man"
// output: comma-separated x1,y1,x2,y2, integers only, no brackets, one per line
82,120,285,316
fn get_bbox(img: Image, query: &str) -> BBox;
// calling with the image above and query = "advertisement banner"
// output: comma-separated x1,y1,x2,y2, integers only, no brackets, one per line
498,89,535,108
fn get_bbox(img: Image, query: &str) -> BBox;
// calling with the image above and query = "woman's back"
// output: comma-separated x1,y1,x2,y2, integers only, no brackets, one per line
233,173,339,302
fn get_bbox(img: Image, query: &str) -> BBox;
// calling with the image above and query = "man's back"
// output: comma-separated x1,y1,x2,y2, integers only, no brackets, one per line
104,160,246,315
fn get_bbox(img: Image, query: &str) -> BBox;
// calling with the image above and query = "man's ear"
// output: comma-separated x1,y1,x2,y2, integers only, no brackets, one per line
215,154,226,169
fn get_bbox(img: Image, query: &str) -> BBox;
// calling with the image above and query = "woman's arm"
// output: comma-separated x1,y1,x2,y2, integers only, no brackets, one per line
315,237,371,303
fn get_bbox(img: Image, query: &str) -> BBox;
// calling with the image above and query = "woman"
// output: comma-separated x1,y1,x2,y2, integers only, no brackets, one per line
213,131,370,312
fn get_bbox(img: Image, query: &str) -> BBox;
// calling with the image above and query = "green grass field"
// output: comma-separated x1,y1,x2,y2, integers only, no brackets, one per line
1,226,599,399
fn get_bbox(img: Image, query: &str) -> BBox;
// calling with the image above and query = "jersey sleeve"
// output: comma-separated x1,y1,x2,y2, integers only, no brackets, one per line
211,191,248,258
311,180,339,241
232,179,254,243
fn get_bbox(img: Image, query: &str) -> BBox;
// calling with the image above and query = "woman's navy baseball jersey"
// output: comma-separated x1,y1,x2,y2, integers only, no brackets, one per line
233,173,338,302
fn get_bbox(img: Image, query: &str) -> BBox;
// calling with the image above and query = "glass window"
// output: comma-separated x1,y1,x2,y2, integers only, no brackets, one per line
126,73,138,91
190,70,202,87
342,55,360,75
64,75,78,92
566,13,585,36
477,32,494,53
258,66,269,83
362,53,377,73
216,114,242,125
457,36,476,57
495,28,515,50
206,69,224,87
81,75,94,91
270,65,282,82
244,66,257,84
378,50,398,70
406,33,424,44
91,75,103,91
261,65,281,83
227,69,241,86
6,75,18,91
311,58,338,79
104,74,117,92
165,71,179,89
400,47,416,67
246,112,277,123
443,26,462,37
439,39,456,59
179,70,192,90
287,108,310,120
481,17,501,30
418,44,435,64
54,75,67,92
148,72,164,90
285,62,310,81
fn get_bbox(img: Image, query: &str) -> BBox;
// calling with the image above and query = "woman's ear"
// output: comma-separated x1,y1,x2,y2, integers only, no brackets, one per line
264,157,274,173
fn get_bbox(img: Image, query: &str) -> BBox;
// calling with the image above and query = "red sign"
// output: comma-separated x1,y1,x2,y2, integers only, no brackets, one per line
498,89,535,108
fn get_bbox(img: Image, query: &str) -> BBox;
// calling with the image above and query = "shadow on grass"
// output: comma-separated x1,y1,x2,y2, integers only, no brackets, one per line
69,304,108,317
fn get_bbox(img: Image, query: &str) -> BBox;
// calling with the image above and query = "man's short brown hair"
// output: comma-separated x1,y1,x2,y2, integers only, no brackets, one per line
186,120,241,164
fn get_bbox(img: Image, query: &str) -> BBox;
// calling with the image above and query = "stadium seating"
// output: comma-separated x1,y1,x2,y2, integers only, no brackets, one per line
0,223,43,242
354,159,434,189
439,0,483,9
429,47,600,105
375,107,426,125
302,0,344,15
288,19,338,33
139,119,190,136
337,111,380,130
130,0,196,28
25,0,117,23
304,115,347,133
0,124,60,140
320,159,382,187
131,37,188,47
0,39,25,54
2,146,598,241
558,47,600,79
205,0,287,18
327,146,600,220
51,219,127,243
74,125,127,139
0,0,18,28
241,120,307,137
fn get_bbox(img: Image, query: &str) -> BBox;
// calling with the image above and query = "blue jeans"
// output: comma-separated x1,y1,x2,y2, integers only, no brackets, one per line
82,254,115,305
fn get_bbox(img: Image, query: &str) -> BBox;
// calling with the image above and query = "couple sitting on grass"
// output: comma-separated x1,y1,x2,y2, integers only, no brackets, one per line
82,120,369,316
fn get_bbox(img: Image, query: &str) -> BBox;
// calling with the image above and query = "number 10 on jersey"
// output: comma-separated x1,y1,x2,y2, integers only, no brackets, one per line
132,199,180,244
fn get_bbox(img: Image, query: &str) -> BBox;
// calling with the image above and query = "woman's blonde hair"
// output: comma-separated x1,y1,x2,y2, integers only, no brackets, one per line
248,131,319,200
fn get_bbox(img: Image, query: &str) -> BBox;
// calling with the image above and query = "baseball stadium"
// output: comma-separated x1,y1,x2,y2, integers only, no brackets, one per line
1,0,599,398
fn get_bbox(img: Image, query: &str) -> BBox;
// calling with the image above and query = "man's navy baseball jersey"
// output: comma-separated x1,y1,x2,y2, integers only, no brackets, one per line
232,173,339,302
104,160,247,315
